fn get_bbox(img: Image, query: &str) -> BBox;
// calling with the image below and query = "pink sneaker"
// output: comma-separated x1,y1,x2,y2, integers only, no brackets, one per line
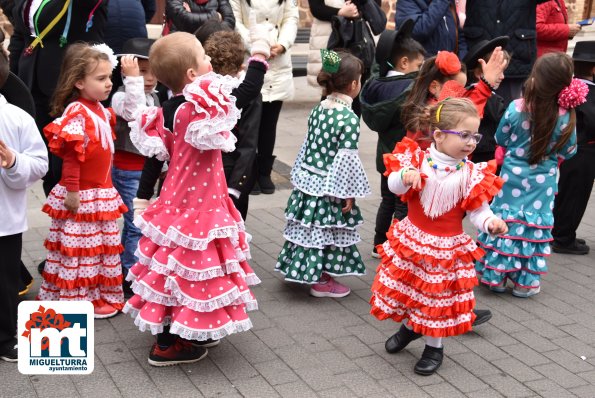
310,276,351,298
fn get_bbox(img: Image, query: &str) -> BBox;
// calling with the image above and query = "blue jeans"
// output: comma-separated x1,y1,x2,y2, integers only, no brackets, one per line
112,167,143,274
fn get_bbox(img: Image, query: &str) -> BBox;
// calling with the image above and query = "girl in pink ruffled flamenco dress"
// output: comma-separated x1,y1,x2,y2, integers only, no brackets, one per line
123,32,260,367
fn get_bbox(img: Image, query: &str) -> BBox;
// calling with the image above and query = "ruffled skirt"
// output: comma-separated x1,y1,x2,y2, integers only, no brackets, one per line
275,190,366,283
476,208,552,288
37,184,127,308
122,197,260,341
370,217,482,337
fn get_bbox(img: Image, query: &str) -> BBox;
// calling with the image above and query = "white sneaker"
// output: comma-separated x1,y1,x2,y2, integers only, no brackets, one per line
512,286,541,298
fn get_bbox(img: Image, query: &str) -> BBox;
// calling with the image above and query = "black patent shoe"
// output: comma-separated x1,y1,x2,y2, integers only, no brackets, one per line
385,324,422,354
552,240,590,255
414,345,443,376
472,309,492,327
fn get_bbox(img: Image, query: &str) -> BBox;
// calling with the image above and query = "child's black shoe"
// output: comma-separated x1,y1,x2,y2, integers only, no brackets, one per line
385,324,422,354
414,345,443,376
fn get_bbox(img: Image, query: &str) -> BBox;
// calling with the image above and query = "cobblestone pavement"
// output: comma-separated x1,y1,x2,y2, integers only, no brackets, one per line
3,78,595,397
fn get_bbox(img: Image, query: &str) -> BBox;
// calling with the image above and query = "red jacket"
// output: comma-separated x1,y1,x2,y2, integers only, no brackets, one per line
536,0,570,57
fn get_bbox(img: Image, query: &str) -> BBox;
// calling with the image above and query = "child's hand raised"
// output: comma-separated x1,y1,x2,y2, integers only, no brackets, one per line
120,55,140,78
479,46,507,90
488,218,508,235
64,191,80,214
402,169,423,190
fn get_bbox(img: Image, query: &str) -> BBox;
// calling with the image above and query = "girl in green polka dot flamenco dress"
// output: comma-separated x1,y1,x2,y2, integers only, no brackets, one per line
275,50,371,297
476,53,587,298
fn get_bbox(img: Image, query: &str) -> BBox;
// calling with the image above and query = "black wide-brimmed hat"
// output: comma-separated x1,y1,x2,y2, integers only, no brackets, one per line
1,72,36,118
375,19,415,77
115,37,155,59
463,36,509,70
572,41,595,63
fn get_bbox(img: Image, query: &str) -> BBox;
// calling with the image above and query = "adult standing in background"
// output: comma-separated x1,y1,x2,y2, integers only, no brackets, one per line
7,0,108,197
536,0,581,57
105,0,155,55
307,0,385,116
395,0,467,58
164,0,235,34
231,0,298,194
464,0,549,105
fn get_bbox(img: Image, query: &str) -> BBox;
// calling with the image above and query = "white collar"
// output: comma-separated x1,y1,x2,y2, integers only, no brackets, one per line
428,143,465,166
386,70,405,77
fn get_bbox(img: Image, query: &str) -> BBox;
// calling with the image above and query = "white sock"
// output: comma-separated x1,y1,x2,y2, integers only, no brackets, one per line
403,319,413,330
424,336,443,348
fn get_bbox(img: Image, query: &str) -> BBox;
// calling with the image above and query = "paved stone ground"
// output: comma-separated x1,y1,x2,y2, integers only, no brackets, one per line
3,77,595,398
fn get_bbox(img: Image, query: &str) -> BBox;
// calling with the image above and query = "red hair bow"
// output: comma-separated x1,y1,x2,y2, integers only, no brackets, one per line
435,51,461,76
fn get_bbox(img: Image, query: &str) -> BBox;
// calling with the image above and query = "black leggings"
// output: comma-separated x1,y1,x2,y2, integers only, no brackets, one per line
257,101,283,160
0,233,21,354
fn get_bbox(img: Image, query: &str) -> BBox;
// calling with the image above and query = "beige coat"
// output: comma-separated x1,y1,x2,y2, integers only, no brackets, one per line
231,0,299,102
306,0,345,87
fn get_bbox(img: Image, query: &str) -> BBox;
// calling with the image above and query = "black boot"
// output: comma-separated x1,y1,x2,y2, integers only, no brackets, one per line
257,155,276,194
472,309,492,327
414,345,444,375
385,324,422,354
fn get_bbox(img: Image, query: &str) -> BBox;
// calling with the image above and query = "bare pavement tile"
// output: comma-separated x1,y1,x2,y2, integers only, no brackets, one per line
5,81,595,397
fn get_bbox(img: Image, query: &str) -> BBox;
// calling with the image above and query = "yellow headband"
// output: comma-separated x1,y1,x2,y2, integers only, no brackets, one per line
436,103,444,123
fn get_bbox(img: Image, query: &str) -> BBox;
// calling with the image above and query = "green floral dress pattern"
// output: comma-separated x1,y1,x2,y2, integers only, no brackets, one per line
275,103,371,283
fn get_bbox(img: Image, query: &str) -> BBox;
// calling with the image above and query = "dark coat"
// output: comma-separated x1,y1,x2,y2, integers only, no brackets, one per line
359,72,416,173
165,0,235,33
8,0,108,97
473,89,505,158
395,0,466,58
464,0,549,79
105,0,156,55
576,81,595,148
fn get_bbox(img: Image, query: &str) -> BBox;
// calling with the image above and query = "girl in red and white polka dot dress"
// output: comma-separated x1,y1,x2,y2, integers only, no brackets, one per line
122,32,261,367
37,43,127,319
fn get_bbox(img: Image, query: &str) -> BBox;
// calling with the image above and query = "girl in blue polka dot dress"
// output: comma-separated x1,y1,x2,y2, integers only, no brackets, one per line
275,50,371,297
476,52,587,298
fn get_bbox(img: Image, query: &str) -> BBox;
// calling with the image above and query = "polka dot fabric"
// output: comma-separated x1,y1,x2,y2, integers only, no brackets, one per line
38,103,126,310
122,75,260,342
275,103,370,283
370,140,503,338
475,99,578,289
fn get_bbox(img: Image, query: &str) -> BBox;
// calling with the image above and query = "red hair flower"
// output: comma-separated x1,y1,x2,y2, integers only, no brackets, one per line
558,78,588,109
435,51,461,76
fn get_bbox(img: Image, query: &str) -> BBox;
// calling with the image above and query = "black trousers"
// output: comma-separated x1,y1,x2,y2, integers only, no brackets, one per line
552,148,595,246
374,174,408,246
257,101,283,175
0,233,22,354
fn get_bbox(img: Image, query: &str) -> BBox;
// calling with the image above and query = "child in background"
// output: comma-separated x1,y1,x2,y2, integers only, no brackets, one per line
0,50,48,362
401,49,507,150
476,52,584,298
360,20,425,258
552,41,595,255
463,37,510,163
112,38,159,296
371,98,507,376
275,50,371,297
37,43,127,319
124,32,262,367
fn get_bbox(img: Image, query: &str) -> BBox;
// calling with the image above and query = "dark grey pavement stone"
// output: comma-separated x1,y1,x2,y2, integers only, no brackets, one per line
490,357,545,383
501,343,552,367
30,374,81,398
542,348,595,373
571,384,595,398
330,336,375,359
335,370,389,396
421,382,464,398
449,352,501,377
207,341,259,382
379,377,431,398
233,375,280,398
533,363,589,389
353,354,398,380
253,359,300,386
480,373,537,398
105,361,161,398
524,378,579,398
95,341,136,365
435,357,487,393
69,362,122,398
183,357,239,397
0,362,42,398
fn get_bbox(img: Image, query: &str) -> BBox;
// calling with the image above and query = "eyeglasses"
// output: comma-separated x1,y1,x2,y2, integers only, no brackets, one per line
441,130,483,144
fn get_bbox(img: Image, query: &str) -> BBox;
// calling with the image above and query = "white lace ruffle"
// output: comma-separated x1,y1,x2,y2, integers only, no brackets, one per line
131,280,179,306
164,277,255,313
129,106,170,161
283,221,361,248
169,318,253,341
292,149,370,198
182,72,241,153
136,216,243,251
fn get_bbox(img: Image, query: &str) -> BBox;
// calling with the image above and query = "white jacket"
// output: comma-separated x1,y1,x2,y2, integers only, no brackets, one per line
306,0,345,88
0,95,48,237
231,0,299,102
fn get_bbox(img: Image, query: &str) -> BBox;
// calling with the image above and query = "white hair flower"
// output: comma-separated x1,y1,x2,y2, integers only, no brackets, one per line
91,43,118,70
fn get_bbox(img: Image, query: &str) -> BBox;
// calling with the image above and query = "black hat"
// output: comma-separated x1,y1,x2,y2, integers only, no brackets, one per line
572,41,595,63
0,72,36,118
116,37,155,59
375,19,415,77
463,36,509,70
